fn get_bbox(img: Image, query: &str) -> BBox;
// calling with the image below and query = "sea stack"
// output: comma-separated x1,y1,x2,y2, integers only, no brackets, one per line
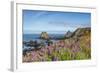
40,32,49,40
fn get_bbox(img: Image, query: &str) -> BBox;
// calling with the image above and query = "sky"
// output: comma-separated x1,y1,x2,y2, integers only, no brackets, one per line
23,10,91,34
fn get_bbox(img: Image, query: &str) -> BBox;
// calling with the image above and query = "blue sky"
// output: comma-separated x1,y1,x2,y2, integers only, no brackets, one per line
23,10,91,34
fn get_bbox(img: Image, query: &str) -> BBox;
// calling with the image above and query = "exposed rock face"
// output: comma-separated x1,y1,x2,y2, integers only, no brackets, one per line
65,30,72,38
40,32,49,40
71,27,91,38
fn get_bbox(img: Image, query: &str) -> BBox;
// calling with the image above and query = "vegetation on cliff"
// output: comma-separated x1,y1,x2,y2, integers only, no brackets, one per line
23,27,91,62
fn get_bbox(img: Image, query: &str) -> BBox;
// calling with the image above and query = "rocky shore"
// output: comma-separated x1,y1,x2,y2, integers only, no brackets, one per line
23,27,91,62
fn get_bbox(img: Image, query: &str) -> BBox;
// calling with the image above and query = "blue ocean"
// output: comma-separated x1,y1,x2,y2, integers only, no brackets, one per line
23,33,65,50
23,34,65,42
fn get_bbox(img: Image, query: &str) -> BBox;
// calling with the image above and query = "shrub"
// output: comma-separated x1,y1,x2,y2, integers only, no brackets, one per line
75,52,88,60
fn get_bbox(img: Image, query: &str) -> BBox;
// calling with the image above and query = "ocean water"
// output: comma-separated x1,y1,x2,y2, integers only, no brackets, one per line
23,34,65,42
23,33,65,50
23,34,40,41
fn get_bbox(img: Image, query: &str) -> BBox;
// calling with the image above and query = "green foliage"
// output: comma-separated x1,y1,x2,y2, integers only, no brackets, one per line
47,56,52,61
75,52,88,60
23,28,91,62
60,48,71,60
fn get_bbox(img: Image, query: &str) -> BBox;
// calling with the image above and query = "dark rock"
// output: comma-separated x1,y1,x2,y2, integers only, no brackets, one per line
65,30,72,38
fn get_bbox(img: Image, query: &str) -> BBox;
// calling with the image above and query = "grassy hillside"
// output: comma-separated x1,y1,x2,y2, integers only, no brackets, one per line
23,27,91,62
